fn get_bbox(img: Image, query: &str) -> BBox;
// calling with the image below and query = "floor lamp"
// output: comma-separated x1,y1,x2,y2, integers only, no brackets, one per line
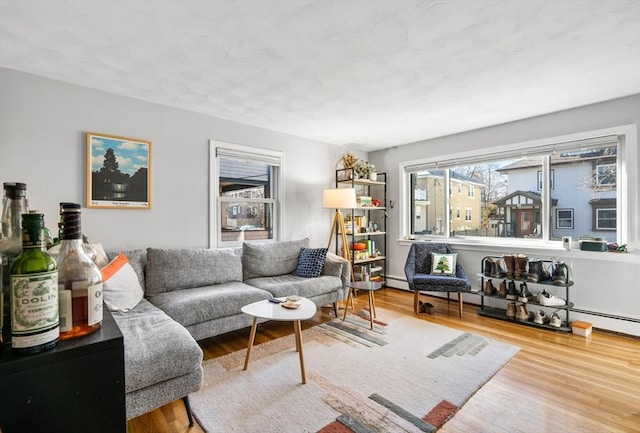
323,187,357,266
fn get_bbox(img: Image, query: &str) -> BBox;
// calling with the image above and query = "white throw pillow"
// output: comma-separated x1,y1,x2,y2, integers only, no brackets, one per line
101,252,144,312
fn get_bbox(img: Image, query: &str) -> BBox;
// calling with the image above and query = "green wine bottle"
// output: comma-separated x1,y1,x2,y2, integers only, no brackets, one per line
10,212,59,355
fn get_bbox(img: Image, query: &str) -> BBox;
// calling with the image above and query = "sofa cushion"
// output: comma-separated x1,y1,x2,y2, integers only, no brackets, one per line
101,253,144,312
145,248,242,296
294,247,328,278
245,274,342,299
148,281,271,328
110,298,203,393
242,238,309,280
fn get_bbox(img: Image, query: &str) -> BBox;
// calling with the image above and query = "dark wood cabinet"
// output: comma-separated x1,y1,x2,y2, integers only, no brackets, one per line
0,308,126,433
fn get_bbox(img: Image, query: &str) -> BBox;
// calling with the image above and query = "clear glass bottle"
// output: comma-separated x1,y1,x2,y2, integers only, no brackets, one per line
1,182,29,350
9,212,59,355
56,204,103,339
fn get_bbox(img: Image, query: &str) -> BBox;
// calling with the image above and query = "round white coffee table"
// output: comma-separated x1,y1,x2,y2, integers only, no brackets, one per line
241,297,317,384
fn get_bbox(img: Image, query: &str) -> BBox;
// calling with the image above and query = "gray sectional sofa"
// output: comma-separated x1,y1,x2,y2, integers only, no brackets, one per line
108,238,350,424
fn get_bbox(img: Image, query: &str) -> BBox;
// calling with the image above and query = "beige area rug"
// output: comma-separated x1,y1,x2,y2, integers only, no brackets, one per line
190,308,519,433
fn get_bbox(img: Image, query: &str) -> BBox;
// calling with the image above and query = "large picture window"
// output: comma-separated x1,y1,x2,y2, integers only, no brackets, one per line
404,135,622,244
210,141,283,247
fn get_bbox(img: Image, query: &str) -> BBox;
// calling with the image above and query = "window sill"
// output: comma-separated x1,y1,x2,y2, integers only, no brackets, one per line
397,238,640,264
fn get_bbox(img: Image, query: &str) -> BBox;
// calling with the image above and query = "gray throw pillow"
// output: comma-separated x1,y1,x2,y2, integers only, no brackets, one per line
242,238,309,280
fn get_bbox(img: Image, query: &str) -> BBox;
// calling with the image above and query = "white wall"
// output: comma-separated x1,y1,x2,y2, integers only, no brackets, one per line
0,68,341,251
2,67,638,335
370,95,640,335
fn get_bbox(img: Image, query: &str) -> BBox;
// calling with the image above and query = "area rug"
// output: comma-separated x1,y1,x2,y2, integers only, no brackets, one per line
190,308,519,433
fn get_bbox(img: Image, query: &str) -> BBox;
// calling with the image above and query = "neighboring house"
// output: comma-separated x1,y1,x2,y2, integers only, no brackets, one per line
495,147,617,242
412,170,485,235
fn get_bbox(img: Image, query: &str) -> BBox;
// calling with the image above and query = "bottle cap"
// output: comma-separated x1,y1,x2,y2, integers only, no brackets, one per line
59,202,81,211
3,182,27,199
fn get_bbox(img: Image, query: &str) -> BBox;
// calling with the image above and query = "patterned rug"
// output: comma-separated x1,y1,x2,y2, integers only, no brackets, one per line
190,308,519,432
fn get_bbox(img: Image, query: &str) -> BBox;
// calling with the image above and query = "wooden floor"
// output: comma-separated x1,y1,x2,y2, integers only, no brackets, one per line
127,288,640,433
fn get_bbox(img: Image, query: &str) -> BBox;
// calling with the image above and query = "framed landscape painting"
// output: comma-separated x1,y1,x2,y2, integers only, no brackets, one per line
86,132,152,209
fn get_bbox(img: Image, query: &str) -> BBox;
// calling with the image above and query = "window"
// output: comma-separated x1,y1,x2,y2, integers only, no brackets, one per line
209,141,283,247
590,199,616,231
403,131,625,244
537,169,554,190
456,208,461,219
457,183,462,194
595,163,616,188
556,209,574,229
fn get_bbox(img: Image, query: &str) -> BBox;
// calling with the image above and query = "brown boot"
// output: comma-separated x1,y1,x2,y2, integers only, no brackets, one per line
484,279,496,295
503,254,515,279
514,254,528,280
498,280,508,298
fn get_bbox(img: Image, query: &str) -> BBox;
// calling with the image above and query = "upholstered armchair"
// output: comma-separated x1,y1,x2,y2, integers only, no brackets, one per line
404,242,472,317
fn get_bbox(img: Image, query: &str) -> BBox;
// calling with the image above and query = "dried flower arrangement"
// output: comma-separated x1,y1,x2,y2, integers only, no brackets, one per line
340,152,358,169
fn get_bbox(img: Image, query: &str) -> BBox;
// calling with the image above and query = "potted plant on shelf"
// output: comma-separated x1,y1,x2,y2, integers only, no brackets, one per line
354,160,376,180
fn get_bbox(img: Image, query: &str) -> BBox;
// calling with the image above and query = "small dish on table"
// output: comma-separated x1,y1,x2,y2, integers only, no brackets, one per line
281,301,301,309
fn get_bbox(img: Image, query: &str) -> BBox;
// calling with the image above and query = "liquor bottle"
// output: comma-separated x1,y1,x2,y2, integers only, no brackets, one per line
1,182,30,349
56,203,103,339
9,211,59,355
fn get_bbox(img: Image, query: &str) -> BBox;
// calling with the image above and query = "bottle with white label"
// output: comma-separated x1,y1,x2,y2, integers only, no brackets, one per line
10,212,59,355
56,203,103,339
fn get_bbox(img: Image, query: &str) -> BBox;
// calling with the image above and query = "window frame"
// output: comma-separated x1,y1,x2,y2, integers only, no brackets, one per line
399,125,636,248
537,169,555,190
209,140,284,248
595,162,617,189
555,208,574,229
595,207,616,231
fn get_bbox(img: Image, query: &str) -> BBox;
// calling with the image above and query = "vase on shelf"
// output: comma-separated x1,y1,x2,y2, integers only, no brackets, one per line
369,172,377,181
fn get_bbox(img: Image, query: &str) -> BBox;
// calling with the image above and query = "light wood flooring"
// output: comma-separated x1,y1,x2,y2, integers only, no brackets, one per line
127,288,640,433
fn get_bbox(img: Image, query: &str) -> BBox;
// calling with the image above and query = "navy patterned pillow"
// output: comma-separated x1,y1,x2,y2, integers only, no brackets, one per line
294,247,328,278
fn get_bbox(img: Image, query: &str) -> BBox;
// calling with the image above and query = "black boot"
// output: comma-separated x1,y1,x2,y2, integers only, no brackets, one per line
552,259,570,286
527,259,550,283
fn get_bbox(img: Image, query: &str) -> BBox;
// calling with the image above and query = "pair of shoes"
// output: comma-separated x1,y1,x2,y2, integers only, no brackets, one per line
515,303,531,321
537,290,566,306
527,258,551,283
506,280,518,300
418,300,435,315
517,282,534,303
549,312,562,328
506,301,516,318
484,257,507,278
533,310,549,324
484,279,497,296
551,259,571,286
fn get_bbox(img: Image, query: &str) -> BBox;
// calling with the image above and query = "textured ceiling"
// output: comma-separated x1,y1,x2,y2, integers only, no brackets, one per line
1,0,639,150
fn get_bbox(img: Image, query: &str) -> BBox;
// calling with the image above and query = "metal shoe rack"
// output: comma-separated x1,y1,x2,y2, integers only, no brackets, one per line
477,256,574,332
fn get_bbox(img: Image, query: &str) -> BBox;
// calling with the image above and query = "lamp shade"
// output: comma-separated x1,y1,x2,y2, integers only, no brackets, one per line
322,188,357,209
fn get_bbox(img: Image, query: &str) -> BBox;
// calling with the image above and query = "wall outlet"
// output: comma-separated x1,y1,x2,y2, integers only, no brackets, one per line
562,236,572,250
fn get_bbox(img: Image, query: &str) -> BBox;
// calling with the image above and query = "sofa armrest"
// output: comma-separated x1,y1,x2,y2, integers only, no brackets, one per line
323,252,351,286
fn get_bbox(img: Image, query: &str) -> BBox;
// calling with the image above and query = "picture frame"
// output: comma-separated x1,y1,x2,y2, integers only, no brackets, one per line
86,132,152,209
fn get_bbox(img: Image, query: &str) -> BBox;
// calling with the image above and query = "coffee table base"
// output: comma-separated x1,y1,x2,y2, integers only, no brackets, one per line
243,317,307,384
